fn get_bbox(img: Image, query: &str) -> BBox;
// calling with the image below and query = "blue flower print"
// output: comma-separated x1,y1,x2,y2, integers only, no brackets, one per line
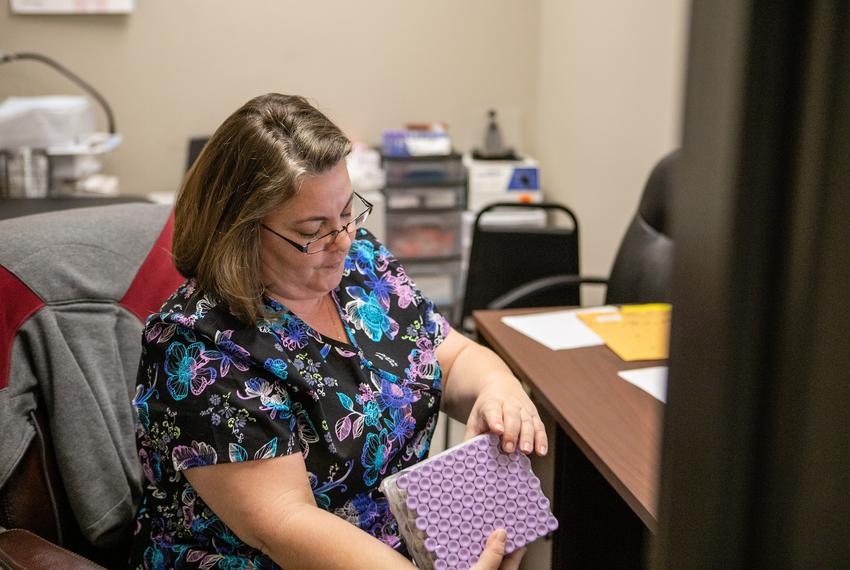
273,317,310,350
343,254,356,274
361,429,392,486
376,376,417,410
384,407,416,443
364,270,394,309
348,238,377,274
237,378,294,423
363,400,381,428
423,301,449,338
344,286,399,342
263,358,288,380
348,491,397,549
209,330,252,377
265,310,320,351
404,335,441,388
351,492,381,526
164,341,218,400
144,546,165,570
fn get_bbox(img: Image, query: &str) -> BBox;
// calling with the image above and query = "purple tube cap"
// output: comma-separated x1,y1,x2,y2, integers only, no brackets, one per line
396,474,410,490
424,537,439,552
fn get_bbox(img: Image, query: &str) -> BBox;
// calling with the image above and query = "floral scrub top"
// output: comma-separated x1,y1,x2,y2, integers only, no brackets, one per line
128,229,450,569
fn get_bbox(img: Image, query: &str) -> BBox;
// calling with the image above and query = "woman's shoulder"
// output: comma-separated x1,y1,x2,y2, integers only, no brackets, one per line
144,279,234,341
344,228,401,280
347,227,389,258
142,279,272,376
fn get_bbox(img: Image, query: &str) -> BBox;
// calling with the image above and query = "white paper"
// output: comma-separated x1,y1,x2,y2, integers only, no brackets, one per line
500,306,618,351
617,366,668,403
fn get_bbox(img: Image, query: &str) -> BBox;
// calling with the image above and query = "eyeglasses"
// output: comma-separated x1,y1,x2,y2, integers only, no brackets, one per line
261,192,373,254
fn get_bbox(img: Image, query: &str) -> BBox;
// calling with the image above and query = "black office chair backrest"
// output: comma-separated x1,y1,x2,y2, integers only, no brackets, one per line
186,136,210,172
460,202,581,329
605,150,678,305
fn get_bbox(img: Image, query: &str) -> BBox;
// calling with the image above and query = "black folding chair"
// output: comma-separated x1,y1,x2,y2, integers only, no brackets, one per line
459,202,606,333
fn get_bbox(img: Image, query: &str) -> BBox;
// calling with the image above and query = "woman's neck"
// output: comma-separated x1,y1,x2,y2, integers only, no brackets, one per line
267,289,326,316
268,290,347,344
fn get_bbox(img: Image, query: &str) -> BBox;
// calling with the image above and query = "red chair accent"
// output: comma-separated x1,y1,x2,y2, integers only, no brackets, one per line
119,211,185,322
0,267,45,391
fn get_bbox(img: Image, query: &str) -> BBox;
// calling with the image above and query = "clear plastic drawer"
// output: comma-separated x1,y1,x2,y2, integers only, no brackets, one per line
386,211,462,260
384,185,466,211
384,155,465,185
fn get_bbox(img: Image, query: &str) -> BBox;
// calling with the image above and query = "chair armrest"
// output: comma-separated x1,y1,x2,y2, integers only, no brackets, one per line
488,274,608,310
0,529,105,569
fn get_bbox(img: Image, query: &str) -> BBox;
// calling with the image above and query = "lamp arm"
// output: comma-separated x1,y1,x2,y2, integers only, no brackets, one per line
0,51,116,134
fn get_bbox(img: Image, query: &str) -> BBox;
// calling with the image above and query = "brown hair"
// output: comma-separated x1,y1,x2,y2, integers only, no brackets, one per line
172,93,351,324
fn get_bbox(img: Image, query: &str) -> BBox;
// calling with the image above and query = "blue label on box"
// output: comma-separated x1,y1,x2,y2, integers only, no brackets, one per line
508,168,539,190
382,132,410,157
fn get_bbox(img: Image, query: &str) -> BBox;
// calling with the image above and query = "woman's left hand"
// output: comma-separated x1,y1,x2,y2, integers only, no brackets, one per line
463,376,548,456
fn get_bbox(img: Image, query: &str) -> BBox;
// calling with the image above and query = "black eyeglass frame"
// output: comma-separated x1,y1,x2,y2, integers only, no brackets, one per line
261,192,373,254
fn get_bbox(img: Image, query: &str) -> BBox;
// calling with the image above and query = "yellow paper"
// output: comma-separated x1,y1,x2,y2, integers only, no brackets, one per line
578,304,671,361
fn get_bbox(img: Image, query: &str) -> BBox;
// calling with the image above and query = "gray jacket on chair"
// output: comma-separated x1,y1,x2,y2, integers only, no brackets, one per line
0,203,180,548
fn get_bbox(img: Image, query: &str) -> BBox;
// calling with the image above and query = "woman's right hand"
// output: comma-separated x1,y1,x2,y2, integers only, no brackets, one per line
470,529,527,570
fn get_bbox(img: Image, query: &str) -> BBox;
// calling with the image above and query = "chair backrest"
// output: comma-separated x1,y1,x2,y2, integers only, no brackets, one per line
460,202,581,329
0,203,184,567
186,136,209,172
605,150,678,305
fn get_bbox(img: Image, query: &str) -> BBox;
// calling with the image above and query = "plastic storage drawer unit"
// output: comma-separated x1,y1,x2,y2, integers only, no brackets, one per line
384,154,466,186
384,185,466,211
387,211,462,260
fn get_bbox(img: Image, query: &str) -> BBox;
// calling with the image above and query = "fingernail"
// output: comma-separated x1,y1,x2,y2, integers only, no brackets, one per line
522,442,532,453
540,445,548,454
495,423,504,432
504,442,514,452
495,528,507,541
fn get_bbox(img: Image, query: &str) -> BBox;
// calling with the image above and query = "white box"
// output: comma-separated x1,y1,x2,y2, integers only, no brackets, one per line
464,153,542,212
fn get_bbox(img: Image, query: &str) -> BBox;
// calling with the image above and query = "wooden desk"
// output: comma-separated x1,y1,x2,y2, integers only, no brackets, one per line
474,307,665,568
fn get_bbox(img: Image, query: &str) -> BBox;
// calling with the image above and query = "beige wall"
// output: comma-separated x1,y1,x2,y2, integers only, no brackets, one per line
1,0,686,287
537,0,688,302
0,0,540,196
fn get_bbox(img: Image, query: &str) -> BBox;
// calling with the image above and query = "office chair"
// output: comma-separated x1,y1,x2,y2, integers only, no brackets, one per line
0,203,184,569
488,150,677,310
459,202,607,332
186,136,210,172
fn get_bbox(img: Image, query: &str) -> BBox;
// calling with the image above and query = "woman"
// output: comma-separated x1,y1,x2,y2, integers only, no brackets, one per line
129,93,548,569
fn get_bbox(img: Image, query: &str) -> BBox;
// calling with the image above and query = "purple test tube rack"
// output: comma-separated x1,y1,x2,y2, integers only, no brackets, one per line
380,433,558,570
